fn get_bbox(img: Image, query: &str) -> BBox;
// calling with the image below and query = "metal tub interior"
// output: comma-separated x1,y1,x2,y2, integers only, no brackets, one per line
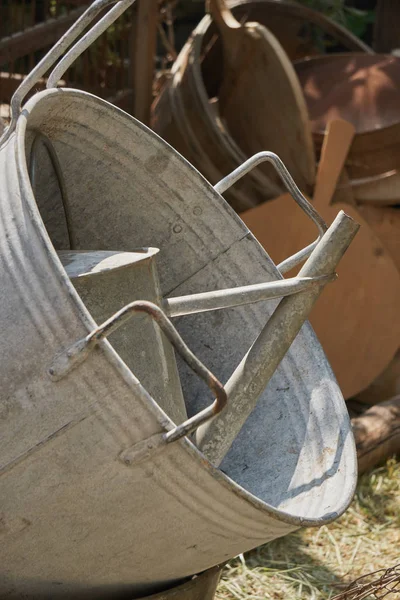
0,88,357,599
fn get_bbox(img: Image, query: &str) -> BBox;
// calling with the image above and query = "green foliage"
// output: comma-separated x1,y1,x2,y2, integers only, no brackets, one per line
297,0,375,42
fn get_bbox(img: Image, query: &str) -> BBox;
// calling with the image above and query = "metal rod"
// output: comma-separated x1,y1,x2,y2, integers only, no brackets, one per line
195,210,360,466
163,275,336,317
48,301,227,445
0,0,130,147
47,0,137,89
214,152,327,274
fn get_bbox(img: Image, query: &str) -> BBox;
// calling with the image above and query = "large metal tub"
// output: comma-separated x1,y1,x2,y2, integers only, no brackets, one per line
0,84,356,598
151,0,371,212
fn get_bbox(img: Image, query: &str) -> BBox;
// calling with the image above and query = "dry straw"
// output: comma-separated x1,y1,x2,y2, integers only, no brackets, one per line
217,458,400,599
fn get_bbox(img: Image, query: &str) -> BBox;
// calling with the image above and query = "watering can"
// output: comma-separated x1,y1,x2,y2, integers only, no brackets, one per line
0,2,358,598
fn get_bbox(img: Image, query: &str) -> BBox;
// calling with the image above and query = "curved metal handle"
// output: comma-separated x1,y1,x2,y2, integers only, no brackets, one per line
207,0,241,32
0,0,136,147
47,0,136,90
214,152,327,274
48,301,227,445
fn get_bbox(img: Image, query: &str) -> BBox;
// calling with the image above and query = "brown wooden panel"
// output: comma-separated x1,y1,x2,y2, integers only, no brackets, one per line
0,7,87,67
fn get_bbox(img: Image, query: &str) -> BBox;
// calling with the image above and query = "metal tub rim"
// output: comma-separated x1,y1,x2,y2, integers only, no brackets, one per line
9,86,357,528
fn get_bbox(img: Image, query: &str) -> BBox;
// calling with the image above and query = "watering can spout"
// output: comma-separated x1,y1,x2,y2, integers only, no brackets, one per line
195,210,360,466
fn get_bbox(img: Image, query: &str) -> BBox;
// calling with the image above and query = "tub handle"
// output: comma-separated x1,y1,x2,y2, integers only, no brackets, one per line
214,152,327,274
48,300,227,454
0,0,137,147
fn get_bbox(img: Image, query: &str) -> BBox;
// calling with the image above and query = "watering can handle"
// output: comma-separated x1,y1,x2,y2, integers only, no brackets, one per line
0,0,136,147
214,152,328,274
48,300,227,449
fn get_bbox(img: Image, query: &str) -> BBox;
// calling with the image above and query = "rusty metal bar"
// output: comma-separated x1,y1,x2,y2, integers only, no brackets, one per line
195,210,360,465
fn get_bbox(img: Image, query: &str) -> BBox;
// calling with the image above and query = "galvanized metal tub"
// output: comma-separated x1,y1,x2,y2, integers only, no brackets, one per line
151,11,281,212
151,0,371,212
0,87,356,598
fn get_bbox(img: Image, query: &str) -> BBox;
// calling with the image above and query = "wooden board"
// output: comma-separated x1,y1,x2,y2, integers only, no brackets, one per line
356,350,400,406
358,204,400,271
352,171,400,205
241,121,400,398
133,0,158,125
208,0,315,193
352,396,400,474
295,54,400,182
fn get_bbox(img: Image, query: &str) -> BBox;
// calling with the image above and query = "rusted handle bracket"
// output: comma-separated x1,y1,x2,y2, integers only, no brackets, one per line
48,301,227,454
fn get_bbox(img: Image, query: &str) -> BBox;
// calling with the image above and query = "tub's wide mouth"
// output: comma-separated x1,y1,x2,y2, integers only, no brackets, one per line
14,87,357,526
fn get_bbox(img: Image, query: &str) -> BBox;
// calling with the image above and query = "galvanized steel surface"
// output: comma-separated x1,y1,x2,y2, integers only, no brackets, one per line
213,152,327,272
163,275,334,317
197,211,359,465
0,87,357,598
60,248,188,425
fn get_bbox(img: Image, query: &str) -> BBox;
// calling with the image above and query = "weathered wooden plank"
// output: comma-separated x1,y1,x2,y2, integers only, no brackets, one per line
353,396,400,474
132,0,158,124
374,0,400,52
0,7,87,66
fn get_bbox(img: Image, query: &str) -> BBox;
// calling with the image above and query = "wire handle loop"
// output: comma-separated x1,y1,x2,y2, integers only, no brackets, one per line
215,152,327,273
47,0,136,90
48,300,227,445
0,0,136,147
